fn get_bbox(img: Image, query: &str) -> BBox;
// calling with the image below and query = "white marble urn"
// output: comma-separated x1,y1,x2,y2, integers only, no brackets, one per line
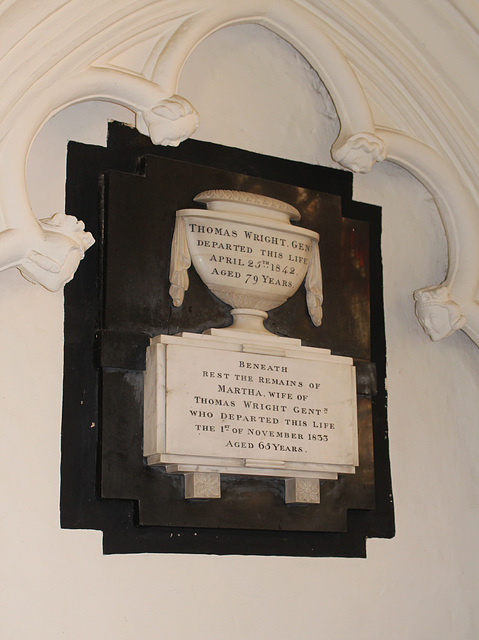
169,190,323,334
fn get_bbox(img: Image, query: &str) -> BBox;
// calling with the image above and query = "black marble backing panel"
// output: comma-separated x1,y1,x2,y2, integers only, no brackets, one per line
61,122,394,556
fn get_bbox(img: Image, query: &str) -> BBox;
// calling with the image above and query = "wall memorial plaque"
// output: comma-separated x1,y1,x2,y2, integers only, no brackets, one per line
60,122,394,556
144,190,359,501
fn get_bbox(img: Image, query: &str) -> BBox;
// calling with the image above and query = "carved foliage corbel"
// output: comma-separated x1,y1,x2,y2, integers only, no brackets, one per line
331,132,387,174
413,285,466,342
0,213,94,292
137,95,199,147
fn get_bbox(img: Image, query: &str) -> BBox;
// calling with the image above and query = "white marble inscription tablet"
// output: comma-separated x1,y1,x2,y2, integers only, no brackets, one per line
166,345,356,464
144,332,358,480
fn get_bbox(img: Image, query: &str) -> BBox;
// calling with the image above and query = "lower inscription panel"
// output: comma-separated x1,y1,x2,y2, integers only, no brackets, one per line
145,332,358,479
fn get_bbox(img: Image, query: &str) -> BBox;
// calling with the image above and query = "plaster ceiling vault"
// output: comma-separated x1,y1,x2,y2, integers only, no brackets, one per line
1,0,478,345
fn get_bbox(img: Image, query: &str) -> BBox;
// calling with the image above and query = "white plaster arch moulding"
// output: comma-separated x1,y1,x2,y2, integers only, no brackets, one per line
1,0,478,346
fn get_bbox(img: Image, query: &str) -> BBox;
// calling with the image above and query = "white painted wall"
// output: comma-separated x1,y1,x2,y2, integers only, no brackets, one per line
1,23,478,640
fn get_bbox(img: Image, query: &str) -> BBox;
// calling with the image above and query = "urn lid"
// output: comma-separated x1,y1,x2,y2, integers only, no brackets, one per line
194,190,301,222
